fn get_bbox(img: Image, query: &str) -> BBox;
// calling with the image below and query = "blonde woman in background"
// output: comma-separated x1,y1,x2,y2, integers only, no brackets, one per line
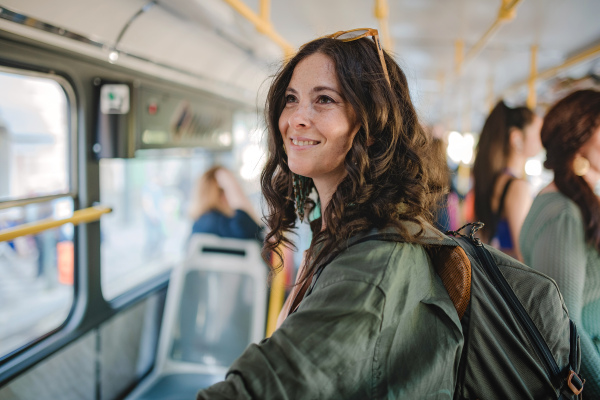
177,166,263,363
189,166,262,240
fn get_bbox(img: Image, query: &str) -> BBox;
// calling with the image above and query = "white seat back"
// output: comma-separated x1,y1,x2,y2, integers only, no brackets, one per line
139,234,268,385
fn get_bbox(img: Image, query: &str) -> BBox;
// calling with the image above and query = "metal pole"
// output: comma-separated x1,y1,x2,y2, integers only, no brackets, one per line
0,205,112,242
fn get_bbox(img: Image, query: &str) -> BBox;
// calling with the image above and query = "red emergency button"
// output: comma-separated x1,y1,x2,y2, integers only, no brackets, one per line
148,103,158,115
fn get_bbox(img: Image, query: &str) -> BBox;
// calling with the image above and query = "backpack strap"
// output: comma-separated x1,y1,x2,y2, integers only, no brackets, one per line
559,320,585,399
491,176,516,238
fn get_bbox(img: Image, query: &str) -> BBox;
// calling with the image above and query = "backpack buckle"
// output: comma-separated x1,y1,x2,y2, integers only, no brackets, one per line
567,369,585,395
446,222,484,246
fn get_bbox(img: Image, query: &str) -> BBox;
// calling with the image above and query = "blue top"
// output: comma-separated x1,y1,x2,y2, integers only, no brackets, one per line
191,209,263,241
494,219,513,250
492,174,516,251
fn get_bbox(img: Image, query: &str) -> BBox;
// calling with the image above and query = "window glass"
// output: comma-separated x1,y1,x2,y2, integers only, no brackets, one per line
100,152,215,299
0,198,75,358
0,70,71,202
100,111,266,300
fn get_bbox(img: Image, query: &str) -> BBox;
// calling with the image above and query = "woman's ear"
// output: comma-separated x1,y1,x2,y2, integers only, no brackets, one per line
509,128,524,152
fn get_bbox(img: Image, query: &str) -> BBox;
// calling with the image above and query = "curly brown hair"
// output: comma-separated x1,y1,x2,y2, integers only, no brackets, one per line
260,35,448,284
541,89,600,250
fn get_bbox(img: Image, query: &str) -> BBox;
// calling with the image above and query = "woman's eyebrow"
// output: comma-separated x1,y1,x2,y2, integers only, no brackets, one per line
313,86,342,97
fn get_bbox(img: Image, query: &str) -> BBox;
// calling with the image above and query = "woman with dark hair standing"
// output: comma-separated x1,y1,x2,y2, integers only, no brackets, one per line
520,89,600,397
472,101,542,261
196,29,462,399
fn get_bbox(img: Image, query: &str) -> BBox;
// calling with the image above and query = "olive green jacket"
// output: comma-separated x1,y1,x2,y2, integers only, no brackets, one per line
197,230,464,399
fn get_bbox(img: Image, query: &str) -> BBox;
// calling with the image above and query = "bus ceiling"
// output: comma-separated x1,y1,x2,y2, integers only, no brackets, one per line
0,0,599,125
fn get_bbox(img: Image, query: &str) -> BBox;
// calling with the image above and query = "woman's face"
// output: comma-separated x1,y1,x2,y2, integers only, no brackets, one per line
579,124,600,175
523,115,543,158
279,53,360,185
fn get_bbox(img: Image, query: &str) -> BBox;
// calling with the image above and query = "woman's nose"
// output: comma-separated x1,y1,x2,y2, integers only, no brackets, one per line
288,103,311,129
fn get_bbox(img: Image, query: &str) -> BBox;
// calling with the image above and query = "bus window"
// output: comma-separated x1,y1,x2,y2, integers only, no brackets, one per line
0,69,74,359
0,70,72,202
0,198,75,358
99,153,213,300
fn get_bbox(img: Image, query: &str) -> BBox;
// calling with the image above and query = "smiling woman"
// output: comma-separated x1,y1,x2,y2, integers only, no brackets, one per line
279,53,361,211
196,30,459,400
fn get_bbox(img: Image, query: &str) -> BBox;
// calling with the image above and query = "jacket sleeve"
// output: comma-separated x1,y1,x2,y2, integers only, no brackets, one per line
196,278,385,400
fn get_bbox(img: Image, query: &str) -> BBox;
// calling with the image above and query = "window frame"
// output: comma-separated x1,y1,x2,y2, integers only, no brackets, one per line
0,65,79,361
0,65,78,210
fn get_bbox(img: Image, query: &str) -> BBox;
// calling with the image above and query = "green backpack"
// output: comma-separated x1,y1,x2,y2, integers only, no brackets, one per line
308,222,585,399
434,223,584,399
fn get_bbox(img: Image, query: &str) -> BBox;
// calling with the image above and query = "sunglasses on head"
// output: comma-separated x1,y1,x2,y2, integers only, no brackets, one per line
300,28,391,87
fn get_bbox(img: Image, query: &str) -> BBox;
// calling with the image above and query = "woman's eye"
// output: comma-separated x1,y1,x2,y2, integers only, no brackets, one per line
285,94,297,103
317,96,334,104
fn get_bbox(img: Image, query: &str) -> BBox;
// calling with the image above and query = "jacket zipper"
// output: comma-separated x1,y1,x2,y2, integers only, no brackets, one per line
467,238,562,384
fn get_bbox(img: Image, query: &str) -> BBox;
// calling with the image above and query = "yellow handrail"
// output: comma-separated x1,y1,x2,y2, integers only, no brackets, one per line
374,0,393,52
526,45,538,109
222,0,295,58
0,205,112,242
265,264,286,337
504,41,600,96
462,0,522,67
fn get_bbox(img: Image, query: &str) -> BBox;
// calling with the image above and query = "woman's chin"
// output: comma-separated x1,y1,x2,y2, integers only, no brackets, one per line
288,164,313,178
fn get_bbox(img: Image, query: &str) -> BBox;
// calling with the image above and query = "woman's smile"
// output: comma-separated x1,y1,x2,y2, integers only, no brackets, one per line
290,137,321,148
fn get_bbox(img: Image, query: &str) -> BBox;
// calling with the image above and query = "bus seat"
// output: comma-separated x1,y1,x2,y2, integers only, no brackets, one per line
126,234,268,400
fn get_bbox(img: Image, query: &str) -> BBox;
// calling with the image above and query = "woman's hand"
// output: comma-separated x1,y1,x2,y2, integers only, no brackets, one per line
214,167,262,225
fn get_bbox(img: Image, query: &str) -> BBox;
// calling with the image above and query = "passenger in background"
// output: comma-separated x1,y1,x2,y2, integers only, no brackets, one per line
472,101,542,261
198,28,461,399
188,166,262,241
520,89,600,397
177,166,263,362
428,128,461,233
431,136,452,231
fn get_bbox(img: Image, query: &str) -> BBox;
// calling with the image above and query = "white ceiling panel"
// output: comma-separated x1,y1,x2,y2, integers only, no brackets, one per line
2,0,599,129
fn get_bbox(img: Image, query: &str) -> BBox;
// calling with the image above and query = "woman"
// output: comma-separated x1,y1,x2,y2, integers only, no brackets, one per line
472,101,542,261
520,89,600,397
180,166,263,362
189,166,262,240
197,29,462,399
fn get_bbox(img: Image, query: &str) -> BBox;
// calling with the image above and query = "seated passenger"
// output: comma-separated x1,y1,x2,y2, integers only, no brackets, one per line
472,101,542,261
177,166,263,363
197,28,462,399
519,89,600,397
189,166,263,241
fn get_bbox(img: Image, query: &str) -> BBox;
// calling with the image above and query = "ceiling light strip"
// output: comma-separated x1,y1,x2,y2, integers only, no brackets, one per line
0,5,252,97
0,5,104,49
